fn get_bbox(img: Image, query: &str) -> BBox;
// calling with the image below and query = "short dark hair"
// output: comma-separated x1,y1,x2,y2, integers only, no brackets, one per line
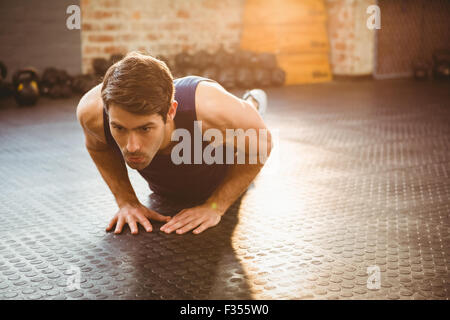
101,51,174,123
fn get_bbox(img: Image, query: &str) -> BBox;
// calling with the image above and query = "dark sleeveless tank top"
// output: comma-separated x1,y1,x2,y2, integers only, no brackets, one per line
103,76,232,202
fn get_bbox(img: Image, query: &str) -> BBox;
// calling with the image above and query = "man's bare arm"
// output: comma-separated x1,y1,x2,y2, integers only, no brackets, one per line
201,85,272,214
76,88,139,207
76,87,170,234
204,154,267,215
160,82,272,235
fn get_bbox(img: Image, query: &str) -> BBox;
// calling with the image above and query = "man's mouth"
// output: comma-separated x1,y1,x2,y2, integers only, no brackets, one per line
127,156,144,163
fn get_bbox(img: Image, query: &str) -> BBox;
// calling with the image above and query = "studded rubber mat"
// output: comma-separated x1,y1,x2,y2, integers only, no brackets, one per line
0,80,449,300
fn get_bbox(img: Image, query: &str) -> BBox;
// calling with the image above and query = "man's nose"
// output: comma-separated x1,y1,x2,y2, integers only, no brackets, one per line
126,133,140,153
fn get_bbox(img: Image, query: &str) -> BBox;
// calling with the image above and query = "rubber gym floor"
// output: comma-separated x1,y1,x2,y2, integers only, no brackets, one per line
0,79,449,300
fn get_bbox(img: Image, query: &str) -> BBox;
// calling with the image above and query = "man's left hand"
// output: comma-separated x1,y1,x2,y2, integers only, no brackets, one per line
160,204,224,235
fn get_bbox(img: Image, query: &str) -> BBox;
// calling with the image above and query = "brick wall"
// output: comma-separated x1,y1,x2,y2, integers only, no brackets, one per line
326,0,375,76
80,0,244,74
79,0,382,78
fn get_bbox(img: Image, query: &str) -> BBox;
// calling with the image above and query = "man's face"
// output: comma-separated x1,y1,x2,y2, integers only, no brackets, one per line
108,104,167,170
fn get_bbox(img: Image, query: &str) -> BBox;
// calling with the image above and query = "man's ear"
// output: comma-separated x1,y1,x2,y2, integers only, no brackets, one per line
167,100,178,121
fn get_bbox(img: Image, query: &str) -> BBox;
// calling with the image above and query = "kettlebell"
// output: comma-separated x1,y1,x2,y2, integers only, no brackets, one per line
12,68,40,106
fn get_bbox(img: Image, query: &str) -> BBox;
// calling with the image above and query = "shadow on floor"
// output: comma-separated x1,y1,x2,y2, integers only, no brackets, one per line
100,192,252,299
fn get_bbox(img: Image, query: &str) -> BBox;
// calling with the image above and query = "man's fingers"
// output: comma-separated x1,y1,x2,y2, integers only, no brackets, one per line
161,214,196,233
193,222,211,234
160,210,192,230
173,209,188,219
137,216,153,233
106,215,118,231
176,219,203,235
161,209,188,229
127,217,139,235
114,216,125,234
147,209,172,222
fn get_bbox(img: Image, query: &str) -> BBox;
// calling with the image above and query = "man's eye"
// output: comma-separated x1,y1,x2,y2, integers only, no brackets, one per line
113,126,124,131
141,127,152,132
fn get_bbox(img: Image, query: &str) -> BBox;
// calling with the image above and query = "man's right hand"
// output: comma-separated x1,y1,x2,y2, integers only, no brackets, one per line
106,202,171,235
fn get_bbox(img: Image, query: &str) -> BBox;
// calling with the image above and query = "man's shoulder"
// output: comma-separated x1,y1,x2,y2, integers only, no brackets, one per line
195,80,268,136
194,80,229,131
76,83,107,145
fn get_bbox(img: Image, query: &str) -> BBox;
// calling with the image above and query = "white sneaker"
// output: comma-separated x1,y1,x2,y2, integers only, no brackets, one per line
243,89,268,120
